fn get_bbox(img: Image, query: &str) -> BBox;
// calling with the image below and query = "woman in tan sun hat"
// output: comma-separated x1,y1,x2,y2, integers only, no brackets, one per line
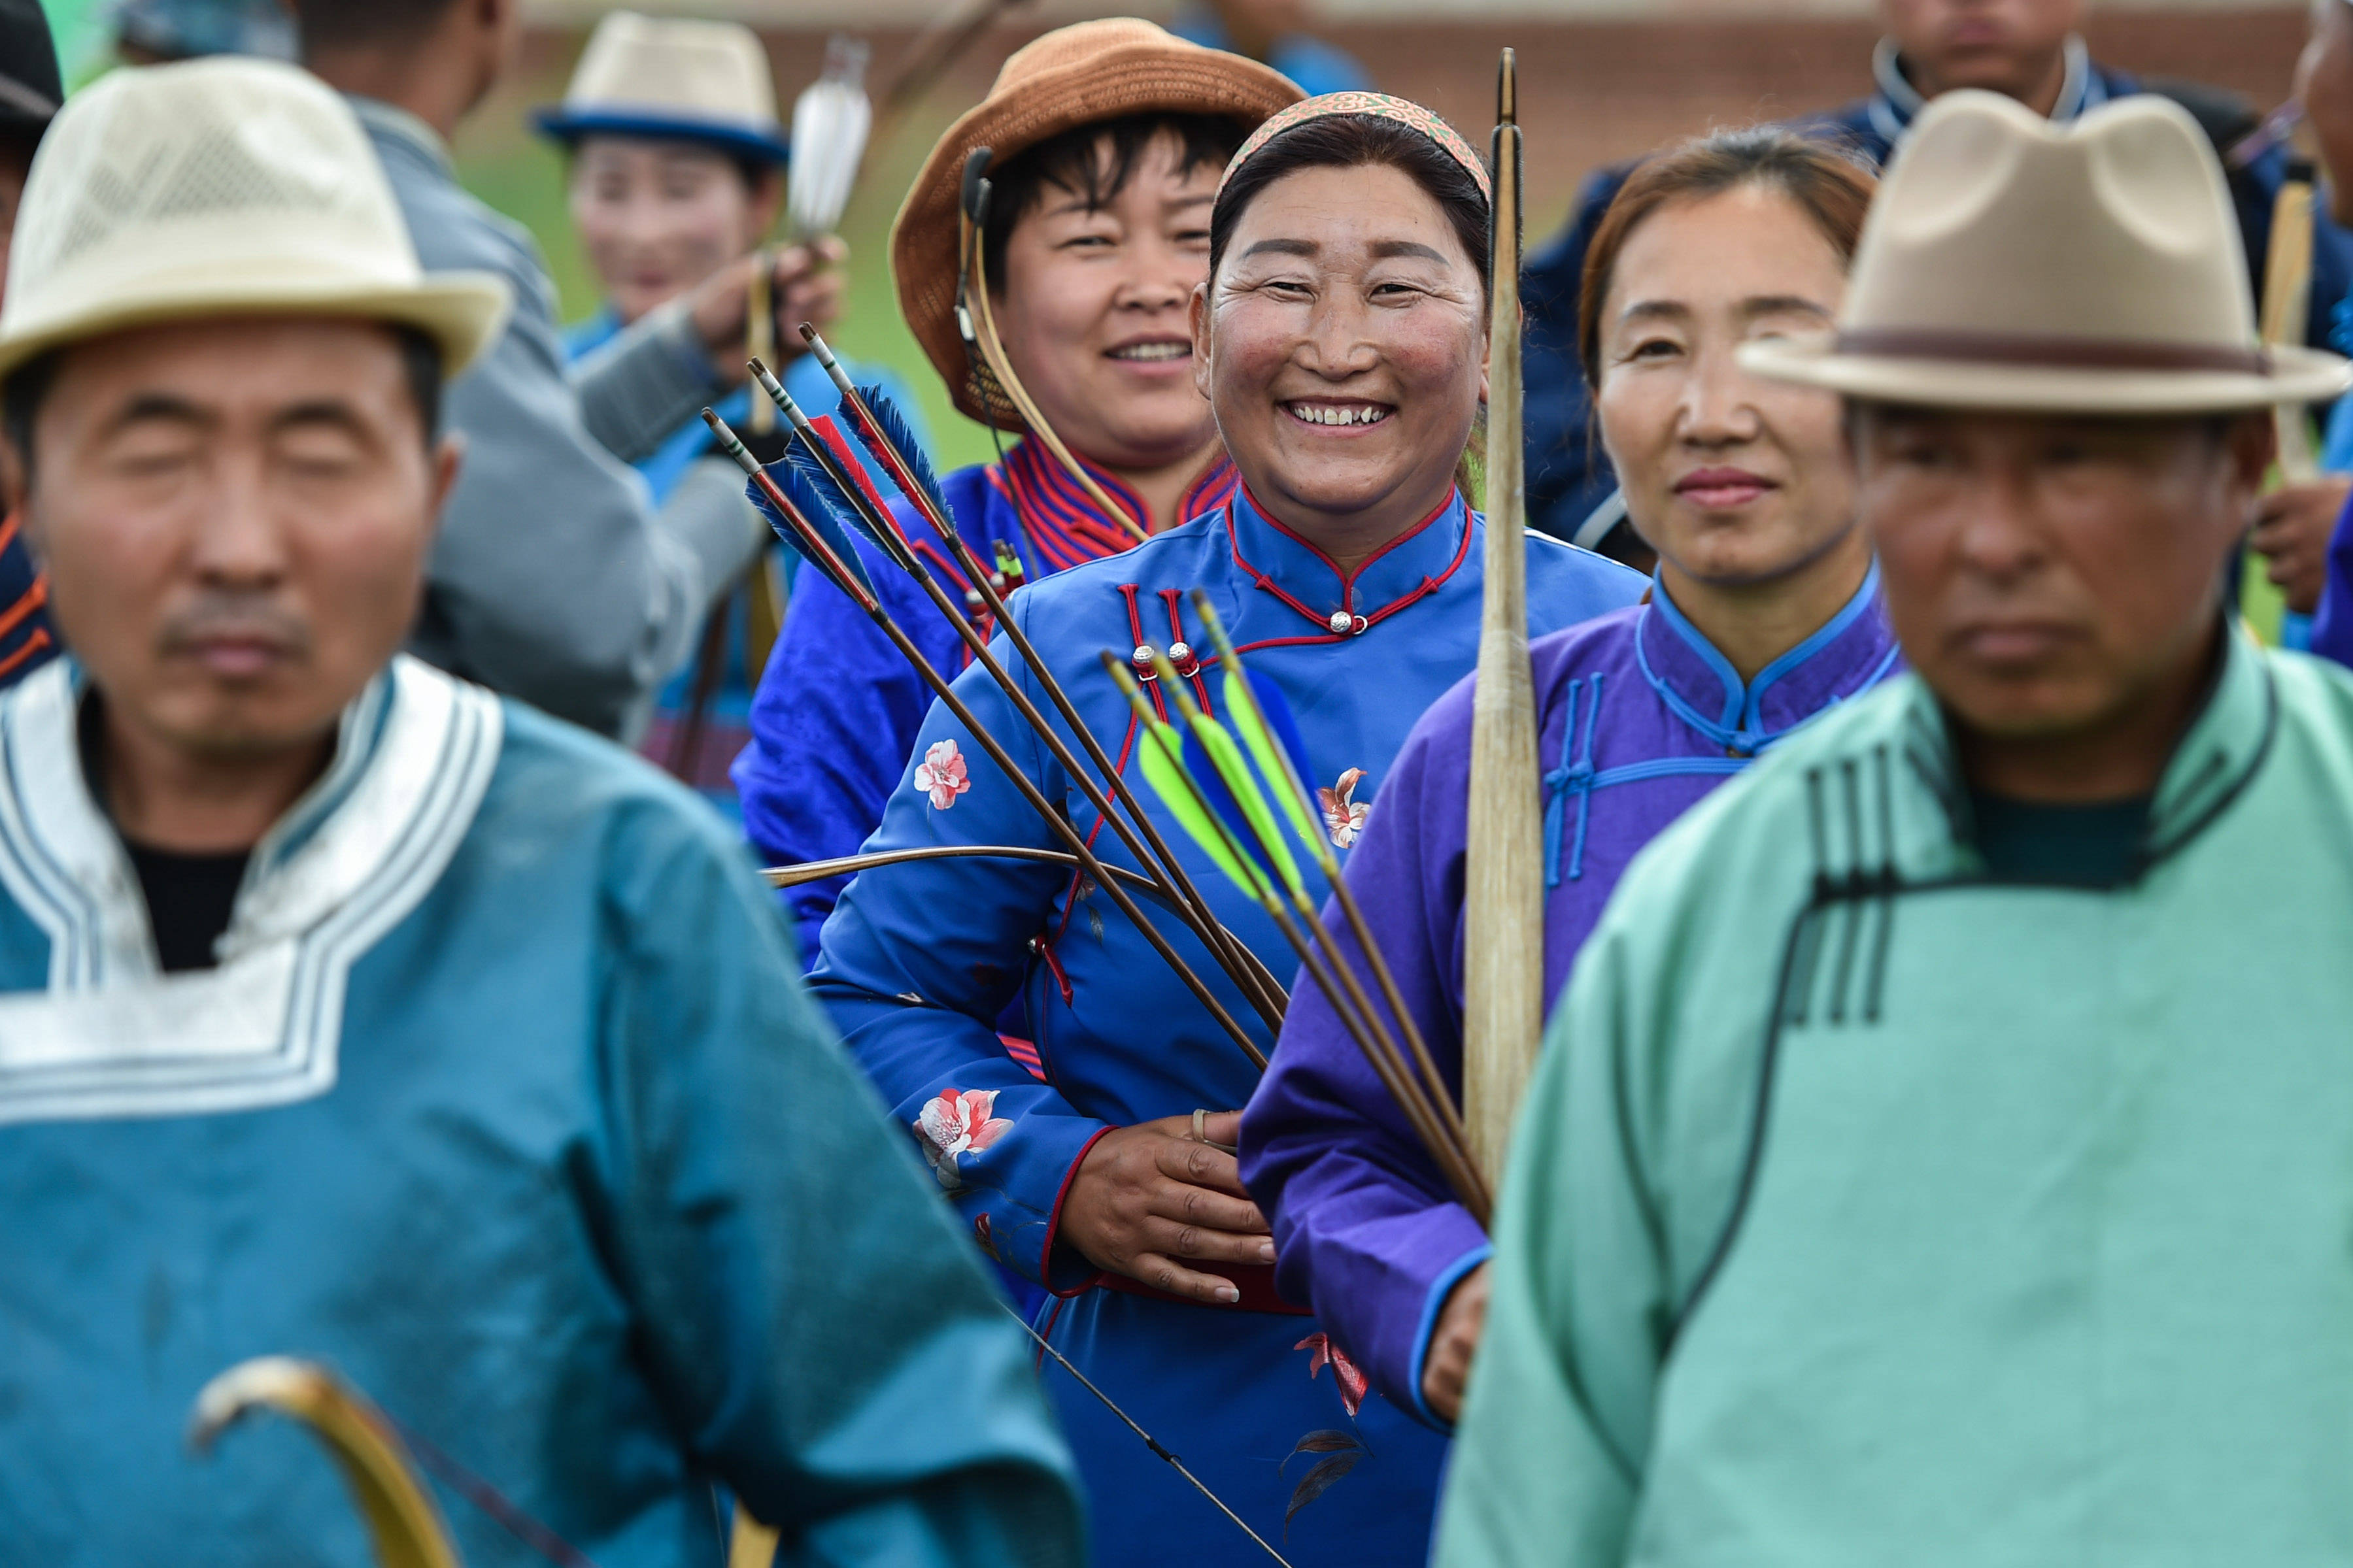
737,19,1298,958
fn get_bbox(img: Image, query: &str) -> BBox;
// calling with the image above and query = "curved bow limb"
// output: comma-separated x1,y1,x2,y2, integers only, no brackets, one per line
191,1357,460,1568
764,846,1289,1012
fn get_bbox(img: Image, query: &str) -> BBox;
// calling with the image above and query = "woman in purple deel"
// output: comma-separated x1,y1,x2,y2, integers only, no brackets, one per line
1242,128,1904,1430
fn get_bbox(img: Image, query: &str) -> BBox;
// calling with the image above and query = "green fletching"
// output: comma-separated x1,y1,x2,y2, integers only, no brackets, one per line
1137,720,1267,901
1224,669,1324,862
1188,712,1305,898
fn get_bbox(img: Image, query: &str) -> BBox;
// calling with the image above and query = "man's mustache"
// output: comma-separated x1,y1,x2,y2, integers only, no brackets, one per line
156,597,313,659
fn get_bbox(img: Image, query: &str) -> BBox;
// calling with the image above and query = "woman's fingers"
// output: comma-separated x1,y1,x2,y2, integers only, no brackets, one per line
1127,1252,1245,1305
1143,1176,1266,1237
1195,1109,1244,1147
1156,1126,1254,1199
1141,1214,1277,1265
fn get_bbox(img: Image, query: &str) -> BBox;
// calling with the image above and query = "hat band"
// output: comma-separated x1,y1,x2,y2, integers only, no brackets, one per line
1835,328,2272,376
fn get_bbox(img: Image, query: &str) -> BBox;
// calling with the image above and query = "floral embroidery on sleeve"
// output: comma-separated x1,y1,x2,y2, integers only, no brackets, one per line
1317,767,1369,848
1295,1331,1369,1417
915,1086,1013,1188
913,739,972,810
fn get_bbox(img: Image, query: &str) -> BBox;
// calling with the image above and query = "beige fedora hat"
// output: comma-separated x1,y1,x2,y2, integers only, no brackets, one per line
533,12,788,165
0,56,509,384
893,18,1302,428
1742,89,2352,412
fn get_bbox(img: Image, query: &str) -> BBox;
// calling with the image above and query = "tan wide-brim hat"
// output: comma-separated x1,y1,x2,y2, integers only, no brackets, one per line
1742,89,2352,412
892,18,1302,429
0,55,509,384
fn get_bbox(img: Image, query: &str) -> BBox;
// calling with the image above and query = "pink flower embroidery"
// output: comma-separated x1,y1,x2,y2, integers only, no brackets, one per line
915,1087,1013,1188
1296,1331,1369,1418
1317,767,1369,848
913,739,972,810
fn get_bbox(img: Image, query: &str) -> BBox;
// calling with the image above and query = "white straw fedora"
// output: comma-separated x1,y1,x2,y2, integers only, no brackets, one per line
1742,89,2352,412
0,56,509,384
533,12,789,166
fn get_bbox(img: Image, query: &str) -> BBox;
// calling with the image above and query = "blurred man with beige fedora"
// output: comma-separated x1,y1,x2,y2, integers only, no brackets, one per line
0,54,1081,1567
1440,89,2353,1567
286,0,841,741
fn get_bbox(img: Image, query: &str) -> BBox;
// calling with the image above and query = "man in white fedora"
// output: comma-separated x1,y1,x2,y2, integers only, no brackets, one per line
1438,90,2353,1566
286,0,842,741
0,56,1081,1567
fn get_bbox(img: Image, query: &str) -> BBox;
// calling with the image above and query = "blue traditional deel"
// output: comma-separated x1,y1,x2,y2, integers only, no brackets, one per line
564,309,924,813
736,438,1238,962
807,481,1646,1567
1241,565,1904,1428
1521,39,2353,539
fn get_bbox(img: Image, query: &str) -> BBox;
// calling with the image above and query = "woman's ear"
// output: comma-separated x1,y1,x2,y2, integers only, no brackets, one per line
1190,280,1213,401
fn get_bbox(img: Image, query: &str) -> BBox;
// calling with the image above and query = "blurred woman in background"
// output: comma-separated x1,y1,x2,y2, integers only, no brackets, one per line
540,10,900,807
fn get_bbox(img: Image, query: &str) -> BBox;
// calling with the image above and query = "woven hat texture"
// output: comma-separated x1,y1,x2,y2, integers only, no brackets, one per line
533,10,788,165
1742,90,2352,412
892,18,1301,429
0,55,509,382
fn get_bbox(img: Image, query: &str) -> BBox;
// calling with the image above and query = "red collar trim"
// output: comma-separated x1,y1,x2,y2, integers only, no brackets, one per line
1233,484,1459,599
1224,486,1471,639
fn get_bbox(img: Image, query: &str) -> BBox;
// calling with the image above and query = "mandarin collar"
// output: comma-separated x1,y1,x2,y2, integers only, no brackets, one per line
999,440,1236,560
57,658,398,882
1865,33,2097,142
1895,617,2275,875
1634,560,1899,757
1223,484,1473,636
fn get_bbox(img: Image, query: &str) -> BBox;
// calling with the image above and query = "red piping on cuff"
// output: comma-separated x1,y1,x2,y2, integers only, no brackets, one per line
1041,1124,1119,1297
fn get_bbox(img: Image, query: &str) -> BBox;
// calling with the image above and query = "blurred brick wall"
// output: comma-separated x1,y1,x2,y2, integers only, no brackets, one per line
487,7,2312,465
517,6,2307,236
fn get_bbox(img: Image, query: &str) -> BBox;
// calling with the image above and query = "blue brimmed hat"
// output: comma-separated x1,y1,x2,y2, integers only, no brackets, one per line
533,12,789,167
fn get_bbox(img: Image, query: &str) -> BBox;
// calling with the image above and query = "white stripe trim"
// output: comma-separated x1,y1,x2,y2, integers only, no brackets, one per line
0,656,502,1125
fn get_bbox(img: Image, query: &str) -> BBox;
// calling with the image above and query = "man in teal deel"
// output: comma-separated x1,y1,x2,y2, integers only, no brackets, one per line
1439,87,2353,1566
0,56,1079,1565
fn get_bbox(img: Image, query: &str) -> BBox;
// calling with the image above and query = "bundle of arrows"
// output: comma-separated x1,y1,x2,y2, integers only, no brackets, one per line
705,339,1279,1063
703,328,1488,1224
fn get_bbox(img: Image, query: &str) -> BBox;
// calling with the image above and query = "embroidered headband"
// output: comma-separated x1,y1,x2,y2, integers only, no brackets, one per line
1215,90,1492,205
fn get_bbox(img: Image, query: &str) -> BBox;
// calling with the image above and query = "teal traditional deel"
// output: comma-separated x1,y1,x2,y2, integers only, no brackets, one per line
0,655,1085,1566
1439,630,2353,1566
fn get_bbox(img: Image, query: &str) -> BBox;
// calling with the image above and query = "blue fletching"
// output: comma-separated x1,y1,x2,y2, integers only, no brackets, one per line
1243,667,1317,793
749,459,875,599
783,442,908,573
851,383,958,533
1183,722,1281,883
